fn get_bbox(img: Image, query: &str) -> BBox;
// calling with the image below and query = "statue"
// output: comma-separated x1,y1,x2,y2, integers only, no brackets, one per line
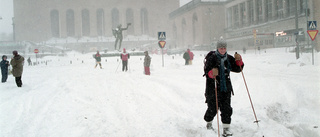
112,23,131,50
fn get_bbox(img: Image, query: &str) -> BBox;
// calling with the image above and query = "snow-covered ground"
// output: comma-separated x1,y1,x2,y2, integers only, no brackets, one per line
0,48,319,137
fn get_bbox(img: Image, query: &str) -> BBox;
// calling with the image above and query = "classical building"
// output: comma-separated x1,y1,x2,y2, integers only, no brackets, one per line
170,0,319,51
169,0,229,49
224,0,316,51
13,0,179,42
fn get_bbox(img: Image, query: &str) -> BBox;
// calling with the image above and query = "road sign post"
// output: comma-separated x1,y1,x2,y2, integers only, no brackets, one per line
158,41,166,67
34,49,39,65
307,21,317,65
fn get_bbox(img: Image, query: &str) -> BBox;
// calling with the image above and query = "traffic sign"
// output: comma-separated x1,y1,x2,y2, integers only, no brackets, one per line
34,49,39,53
158,41,166,48
158,32,166,41
307,30,318,41
308,21,317,30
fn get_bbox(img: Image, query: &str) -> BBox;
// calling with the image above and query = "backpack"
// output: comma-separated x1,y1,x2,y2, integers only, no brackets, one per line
203,51,215,77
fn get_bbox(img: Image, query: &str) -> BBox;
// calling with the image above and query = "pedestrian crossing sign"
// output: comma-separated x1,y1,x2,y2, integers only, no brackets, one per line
158,32,166,41
308,21,317,30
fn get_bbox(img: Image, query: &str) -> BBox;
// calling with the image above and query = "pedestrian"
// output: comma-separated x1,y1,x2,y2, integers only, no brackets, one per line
203,39,244,136
27,57,32,66
120,48,130,72
143,51,151,75
10,50,25,87
1,55,10,83
187,49,194,65
183,49,190,65
94,51,103,69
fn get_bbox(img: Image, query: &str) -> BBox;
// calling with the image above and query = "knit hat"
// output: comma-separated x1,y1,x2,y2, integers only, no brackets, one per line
12,50,18,56
216,39,227,49
2,55,7,59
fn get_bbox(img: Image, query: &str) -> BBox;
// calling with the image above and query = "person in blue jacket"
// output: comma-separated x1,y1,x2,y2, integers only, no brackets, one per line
1,55,10,83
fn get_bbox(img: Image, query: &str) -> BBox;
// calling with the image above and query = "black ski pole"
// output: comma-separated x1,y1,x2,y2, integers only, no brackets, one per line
214,77,221,137
236,52,260,127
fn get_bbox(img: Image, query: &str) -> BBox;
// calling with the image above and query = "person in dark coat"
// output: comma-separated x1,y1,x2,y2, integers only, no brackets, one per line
143,51,151,75
183,50,190,65
10,51,25,87
27,57,32,66
203,39,244,136
120,48,130,72
1,55,10,83
94,51,102,69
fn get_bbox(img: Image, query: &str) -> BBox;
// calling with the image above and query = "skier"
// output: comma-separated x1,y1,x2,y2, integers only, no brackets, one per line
120,48,130,72
143,51,151,75
187,49,194,65
1,55,10,83
203,39,244,136
94,51,102,69
10,51,25,87
183,49,190,65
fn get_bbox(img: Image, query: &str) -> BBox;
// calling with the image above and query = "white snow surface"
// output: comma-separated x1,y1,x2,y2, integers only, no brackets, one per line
1,48,319,137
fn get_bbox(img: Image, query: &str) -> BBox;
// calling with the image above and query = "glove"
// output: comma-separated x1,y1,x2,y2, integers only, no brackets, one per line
234,52,243,66
208,68,218,79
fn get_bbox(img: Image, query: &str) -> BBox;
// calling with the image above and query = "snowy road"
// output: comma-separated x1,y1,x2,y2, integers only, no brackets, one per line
1,48,319,137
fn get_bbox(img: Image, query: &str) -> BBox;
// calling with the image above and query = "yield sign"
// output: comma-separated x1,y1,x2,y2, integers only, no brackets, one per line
158,41,166,48
307,30,318,41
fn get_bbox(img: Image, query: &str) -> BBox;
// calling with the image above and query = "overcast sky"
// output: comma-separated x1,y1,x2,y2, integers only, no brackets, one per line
0,0,192,34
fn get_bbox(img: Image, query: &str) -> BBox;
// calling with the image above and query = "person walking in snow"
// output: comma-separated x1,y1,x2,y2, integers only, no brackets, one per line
187,49,194,65
183,49,190,65
10,51,25,87
143,51,151,75
27,57,32,66
1,55,10,83
203,39,244,136
120,48,130,72
94,51,103,69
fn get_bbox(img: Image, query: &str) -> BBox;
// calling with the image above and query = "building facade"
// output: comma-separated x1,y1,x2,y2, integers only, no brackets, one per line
13,0,179,42
171,0,319,51
169,0,229,49
225,0,316,50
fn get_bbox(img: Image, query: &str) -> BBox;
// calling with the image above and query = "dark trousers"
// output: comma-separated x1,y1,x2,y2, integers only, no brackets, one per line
1,71,8,82
122,61,128,71
204,91,233,124
185,59,189,65
15,76,22,87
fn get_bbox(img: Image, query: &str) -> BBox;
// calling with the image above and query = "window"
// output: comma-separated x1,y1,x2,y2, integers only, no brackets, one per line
111,8,119,29
266,0,273,22
256,0,263,23
276,0,284,19
81,9,90,36
233,5,239,28
66,9,75,37
97,9,105,36
126,8,134,35
50,10,60,37
240,3,246,26
227,7,232,28
248,0,254,25
192,13,198,45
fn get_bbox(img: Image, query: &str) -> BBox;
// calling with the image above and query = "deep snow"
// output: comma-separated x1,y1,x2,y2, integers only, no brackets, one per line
0,47,319,137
